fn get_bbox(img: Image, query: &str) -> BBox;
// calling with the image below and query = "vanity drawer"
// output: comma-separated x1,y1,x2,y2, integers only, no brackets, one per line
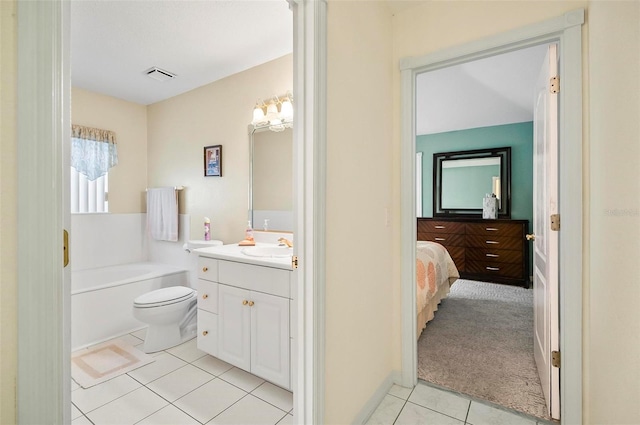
466,234,522,251
466,222,523,237
466,248,522,264
466,261,523,279
197,280,218,313
218,260,291,298
197,309,218,356
420,232,466,247
198,257,219,282
418,220,465,235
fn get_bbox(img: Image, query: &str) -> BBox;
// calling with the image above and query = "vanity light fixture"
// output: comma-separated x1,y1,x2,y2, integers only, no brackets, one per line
251,92,293,132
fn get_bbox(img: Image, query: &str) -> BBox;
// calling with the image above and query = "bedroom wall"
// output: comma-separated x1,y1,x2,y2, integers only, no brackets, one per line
146,54,292,243
417,121,533,228
71,87,148,213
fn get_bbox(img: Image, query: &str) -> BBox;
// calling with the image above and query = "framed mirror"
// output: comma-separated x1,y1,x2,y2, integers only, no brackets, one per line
433,147,511,218
249,126,293,231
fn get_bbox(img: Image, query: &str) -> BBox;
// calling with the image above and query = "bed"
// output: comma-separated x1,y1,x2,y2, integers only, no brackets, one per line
416,241,459,339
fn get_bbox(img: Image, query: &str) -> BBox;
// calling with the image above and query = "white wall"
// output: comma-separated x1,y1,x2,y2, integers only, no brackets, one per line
147,55,293,244
325,2,394,423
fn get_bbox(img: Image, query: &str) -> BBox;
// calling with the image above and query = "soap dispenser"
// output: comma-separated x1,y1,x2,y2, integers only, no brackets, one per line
245,220,254,241
263,219,270,232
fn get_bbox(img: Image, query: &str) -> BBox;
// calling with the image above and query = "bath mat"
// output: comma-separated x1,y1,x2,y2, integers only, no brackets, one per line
71,339,155,388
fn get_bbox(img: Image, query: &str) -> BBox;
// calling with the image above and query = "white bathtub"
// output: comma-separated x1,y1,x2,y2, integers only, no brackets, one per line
72,262,190,350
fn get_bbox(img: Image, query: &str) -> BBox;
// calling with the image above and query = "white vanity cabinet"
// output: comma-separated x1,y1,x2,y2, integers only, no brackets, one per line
196,252,292,390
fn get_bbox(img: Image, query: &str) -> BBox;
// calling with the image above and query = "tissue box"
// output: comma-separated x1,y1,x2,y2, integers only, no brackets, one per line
483,195,498,219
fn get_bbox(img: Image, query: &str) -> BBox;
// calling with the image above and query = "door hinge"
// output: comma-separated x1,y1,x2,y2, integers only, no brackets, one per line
63,229,69,267
550,214,560,231
291,255,298,269
551,350,561,368
550,76,560,94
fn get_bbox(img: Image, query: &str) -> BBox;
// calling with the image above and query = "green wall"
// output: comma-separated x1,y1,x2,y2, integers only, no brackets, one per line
417,121,533,231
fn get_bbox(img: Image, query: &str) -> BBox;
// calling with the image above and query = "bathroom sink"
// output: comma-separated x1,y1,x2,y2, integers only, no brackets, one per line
241,246,293,258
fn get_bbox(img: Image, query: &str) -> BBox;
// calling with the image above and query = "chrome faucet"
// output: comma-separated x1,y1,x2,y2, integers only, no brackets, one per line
278,237,293,248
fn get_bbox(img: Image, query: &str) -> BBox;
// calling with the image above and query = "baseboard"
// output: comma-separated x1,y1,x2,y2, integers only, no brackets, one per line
353,370,402,424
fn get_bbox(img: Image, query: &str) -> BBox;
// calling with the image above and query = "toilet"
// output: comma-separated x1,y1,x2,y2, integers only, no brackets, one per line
133,286,198,353
133,239,223,353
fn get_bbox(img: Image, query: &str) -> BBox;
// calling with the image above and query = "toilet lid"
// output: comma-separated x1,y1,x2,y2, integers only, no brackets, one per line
134,286,195,308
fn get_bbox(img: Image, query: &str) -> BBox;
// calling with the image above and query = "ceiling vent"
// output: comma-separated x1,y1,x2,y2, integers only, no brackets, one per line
144,67,176,82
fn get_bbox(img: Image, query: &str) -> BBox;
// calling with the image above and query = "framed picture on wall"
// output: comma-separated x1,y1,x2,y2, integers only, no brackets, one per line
204,145,222,177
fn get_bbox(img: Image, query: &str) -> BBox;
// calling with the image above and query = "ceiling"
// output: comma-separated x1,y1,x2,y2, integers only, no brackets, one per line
416,44,549,135
71,1,293,106
71,2,547,133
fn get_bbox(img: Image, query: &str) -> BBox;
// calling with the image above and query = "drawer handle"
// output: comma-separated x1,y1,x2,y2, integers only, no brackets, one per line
248,301,255,307
486,266,500,271
485,240,499,244
202,294,209,299
202,266,208,272
242,300,248,305
485,253,499,258
435,237,445,241
435,225,446,229
485,227,498,231
202,330,208,336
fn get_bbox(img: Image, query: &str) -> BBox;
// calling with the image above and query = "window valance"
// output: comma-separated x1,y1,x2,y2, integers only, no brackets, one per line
71,124,116,144
71,124,118,181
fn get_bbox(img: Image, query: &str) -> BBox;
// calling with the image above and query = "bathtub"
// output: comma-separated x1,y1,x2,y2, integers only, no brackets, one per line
71,262,190,350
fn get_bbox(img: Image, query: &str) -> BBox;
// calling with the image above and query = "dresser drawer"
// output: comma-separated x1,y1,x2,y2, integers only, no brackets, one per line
198,257,219,282
466,261,523,279
418,220,465,234
197,309,218,356
420,232,466,247
218,260,291,298
466,222,524,237
466,248,522,264
466,234,523,250
197,280,218,313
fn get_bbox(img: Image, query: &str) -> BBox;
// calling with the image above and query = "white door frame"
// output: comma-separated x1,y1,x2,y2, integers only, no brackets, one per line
16,1,326,423
400,9,584,424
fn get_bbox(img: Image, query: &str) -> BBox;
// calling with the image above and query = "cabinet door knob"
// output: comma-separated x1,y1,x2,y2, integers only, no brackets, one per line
248,301,255,307
242,300,248,305
202,266,208,272
202,330,208,336
202,294,208,299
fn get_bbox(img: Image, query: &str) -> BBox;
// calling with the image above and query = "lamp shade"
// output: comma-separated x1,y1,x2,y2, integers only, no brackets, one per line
252,105,267,125
280,99,293,122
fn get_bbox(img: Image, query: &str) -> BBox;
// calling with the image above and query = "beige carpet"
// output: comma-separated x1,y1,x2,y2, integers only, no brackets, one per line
71,339,154,388
417,279,550,421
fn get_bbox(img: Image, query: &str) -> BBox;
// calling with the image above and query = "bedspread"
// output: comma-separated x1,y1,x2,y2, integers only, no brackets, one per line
416,241,459,339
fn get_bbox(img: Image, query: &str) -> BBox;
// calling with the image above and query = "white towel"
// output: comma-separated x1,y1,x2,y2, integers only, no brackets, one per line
146,187,178,241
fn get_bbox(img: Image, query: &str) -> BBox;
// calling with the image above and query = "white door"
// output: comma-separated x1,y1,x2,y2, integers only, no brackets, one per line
218,284,251,370
532,43,560,420
250,291,291,389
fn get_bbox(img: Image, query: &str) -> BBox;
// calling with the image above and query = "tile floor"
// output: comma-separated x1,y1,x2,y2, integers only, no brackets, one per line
71,329,293,425
366,381,554,425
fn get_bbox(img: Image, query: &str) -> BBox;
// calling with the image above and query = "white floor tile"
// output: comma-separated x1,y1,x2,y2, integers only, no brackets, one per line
206,394,287,425
72,374,141,413
365,394,405,425
71,415,93,425
192,355,234,376
71,403,83,420
466,401,537,425
86,386,168,425
395,402,464,425
166,338,206,363
146,364,214,402
219,367,265,392
131,328,147,340
136,404,200,425
276,414,293,425
127,352,187,385
388,384,412,400
71,379,81,392
252,382,293,412
407,383,470,421
174,378,246,424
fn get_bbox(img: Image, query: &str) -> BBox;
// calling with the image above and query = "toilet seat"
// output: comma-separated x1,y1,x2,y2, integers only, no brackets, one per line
134,286,195,308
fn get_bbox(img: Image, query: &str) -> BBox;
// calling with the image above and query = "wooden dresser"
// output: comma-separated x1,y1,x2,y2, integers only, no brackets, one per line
417,217,529,287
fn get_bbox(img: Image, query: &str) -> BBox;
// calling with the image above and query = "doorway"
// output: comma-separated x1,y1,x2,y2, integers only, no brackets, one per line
399,9,584,424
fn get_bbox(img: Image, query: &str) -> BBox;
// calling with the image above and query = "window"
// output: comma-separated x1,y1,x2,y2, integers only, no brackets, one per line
70,124,118,213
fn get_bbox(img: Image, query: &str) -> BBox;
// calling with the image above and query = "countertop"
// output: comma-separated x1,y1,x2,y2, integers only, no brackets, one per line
193,243,293,271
